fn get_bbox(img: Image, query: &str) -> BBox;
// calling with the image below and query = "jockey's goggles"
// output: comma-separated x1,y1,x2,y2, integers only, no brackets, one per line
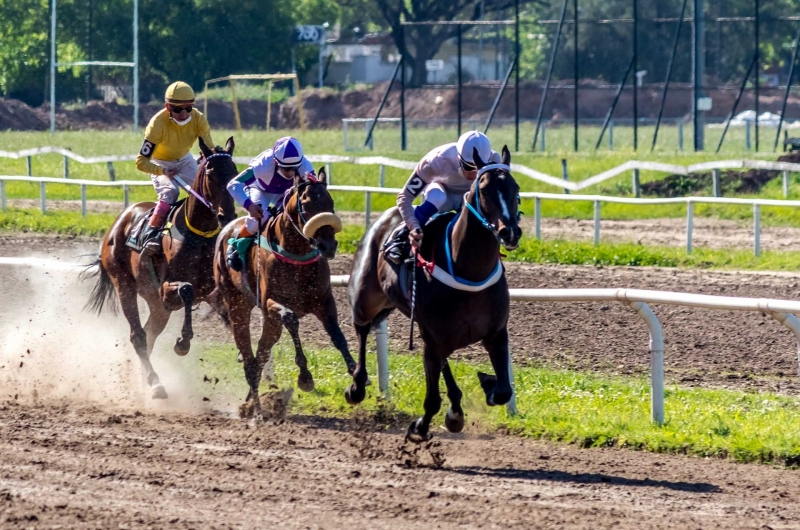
169,104,193,114
458,155,477,172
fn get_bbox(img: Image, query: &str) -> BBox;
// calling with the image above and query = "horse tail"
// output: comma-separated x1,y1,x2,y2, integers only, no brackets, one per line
79,257,118,315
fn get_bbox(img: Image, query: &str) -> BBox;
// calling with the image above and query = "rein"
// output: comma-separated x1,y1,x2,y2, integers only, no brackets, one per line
175,152,232,211
282,182,317,247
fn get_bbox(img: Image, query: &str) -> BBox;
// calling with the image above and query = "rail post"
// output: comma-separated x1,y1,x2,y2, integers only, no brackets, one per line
754,203,761,257
593,200,601,245
686,201,694,254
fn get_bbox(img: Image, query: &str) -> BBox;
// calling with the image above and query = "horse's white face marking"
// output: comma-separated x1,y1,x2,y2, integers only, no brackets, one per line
497,190,510,221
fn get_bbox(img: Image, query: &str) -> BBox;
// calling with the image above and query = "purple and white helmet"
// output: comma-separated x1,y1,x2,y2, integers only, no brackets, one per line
273,136,304,168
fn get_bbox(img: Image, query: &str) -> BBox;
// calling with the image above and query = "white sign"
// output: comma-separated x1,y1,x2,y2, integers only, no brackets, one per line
698,97,713,111
426,60,445,71
294,25,325,44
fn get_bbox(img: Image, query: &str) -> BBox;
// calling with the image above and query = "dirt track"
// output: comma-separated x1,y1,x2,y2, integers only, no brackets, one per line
4,234,800,528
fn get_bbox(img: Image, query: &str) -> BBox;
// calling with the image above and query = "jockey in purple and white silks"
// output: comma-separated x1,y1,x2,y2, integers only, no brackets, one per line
225,136,316,271
383,130,502,264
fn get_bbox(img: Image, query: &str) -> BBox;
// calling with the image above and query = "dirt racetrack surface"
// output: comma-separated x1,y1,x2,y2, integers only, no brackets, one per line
3,399,800,529
4,234,800,527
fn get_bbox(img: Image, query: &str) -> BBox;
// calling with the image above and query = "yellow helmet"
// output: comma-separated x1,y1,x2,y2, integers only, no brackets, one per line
165,81,195,104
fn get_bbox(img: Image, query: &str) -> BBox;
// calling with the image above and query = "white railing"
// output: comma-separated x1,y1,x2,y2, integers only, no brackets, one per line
3,146,800,194
3,256,800,425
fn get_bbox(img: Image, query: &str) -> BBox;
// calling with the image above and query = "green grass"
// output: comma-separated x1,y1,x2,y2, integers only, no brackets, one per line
1,128,798,225
4,216,799,272
196,341,800,466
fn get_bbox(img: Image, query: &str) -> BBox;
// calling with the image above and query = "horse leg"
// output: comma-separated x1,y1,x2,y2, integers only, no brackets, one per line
406,344,443,443
254,311,283,394
478,328,514,407
267,300,313,392
227,297,263,420
143,297,170,357
115,277,167,399
344,323,370,405
442,360,465,433
313,292,356,375
174,283,195,356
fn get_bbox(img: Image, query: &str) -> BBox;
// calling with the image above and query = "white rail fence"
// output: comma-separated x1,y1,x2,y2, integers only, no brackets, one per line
3,146,800,195
2,256,800,425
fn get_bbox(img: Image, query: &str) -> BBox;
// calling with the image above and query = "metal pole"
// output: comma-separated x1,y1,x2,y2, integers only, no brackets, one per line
50,0,56,135
40,182,46,214
535,197,541,239
784,170,790,198
533,0,569,151
755,0,760,152
1,181,5,212
609,119,614,150
561,159,569,194
596,57,634,150
365,191,372,229
652,0,688,151
593,200,600,245
484,56,517,134
632,168,641,197
633,0,638,151
679,120,684,150
400,29,407,151
133,0,139,133
81,184,86,217
686,201,694,254
754,203,761,257
693,0,705,151
26,157,32,177
365,60,402,147
573,0,579,151
457,26,463,138
775,29,800,152
746,121,752,150
713,168,721,197
123,184,129,208
106,161,116,181
626,302,664,425
515,0,520,151
318,34,324,89
267,81,272,131
63,156,68,178
379,164,386,187
375,320,390,399
716,55,756,153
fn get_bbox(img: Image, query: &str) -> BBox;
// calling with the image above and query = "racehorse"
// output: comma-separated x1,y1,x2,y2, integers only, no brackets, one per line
213,168,355,421
346,146,522,442
82,137,238,399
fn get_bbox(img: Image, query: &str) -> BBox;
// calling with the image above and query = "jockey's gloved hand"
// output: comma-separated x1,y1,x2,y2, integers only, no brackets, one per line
247,203,263,219
409,229,423,250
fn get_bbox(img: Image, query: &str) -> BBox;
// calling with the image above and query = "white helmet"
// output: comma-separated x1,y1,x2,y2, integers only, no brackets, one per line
456,131,492,169
273,136,304,168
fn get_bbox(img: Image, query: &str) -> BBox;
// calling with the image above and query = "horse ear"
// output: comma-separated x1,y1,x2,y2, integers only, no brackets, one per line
198,137,213,158
293,174,302,190
225,136,235,155
473,147,487,169
502,145,511,166
317,166,327,186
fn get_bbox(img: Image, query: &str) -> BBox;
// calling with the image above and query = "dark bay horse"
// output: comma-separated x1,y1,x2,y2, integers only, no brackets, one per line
347,146,522,442
213,169,356,421
83,137,238,399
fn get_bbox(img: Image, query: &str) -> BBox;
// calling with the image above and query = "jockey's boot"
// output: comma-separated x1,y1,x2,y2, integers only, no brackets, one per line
383,225,410,265
226,225,255,272
140,213,166,259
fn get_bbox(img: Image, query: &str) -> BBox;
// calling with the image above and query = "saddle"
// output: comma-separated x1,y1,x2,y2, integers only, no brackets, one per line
125,199,186,252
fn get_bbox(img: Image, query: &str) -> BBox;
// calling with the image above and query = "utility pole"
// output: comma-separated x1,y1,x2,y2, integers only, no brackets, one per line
693,0,705,151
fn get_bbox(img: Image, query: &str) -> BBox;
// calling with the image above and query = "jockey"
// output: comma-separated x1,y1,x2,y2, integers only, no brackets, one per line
225,136,316,271
135,81,215,257
383,130,502,264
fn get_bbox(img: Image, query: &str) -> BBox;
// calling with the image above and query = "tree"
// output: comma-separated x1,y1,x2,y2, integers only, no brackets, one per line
342,0,543,87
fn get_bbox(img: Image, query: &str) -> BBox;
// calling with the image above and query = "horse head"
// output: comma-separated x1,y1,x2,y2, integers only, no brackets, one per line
198,136,238,229
287,167,343,260
471,145,522,251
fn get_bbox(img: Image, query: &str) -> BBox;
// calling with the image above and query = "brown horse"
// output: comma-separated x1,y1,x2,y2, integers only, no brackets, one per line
83,137,238,399
213,169,355,420
347,146,522,442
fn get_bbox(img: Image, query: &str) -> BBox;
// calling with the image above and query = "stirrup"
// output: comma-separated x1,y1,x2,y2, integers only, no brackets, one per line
226,244,243,272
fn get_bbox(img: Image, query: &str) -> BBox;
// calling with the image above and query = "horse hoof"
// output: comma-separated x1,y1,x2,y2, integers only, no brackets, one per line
344,383,366,405
151,384,168,400
297,373,315,393
174,338,191,356
444,408,465,433
405,418,432,444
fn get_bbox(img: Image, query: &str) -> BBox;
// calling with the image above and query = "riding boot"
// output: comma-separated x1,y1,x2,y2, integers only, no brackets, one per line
140,213,166,258
383,225,411,265
226,226,255,272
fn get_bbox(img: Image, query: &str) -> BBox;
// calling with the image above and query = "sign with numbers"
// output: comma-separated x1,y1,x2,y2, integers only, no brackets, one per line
293,25,326,44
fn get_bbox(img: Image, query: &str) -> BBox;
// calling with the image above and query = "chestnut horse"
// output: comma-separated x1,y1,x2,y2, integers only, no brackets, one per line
83,137,238,399
347,146,522,442
213,169,355,421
